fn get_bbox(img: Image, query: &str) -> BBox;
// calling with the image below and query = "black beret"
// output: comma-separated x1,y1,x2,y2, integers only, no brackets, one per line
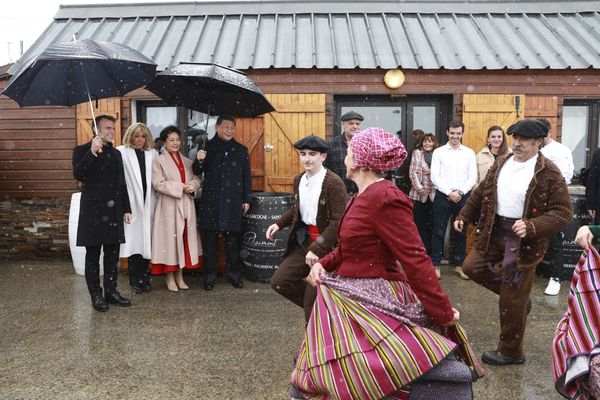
507,119,548,138
340,111,364,121
293,135,329,153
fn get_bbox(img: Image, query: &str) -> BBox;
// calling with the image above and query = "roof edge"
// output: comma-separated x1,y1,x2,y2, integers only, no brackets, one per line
54,1,600,18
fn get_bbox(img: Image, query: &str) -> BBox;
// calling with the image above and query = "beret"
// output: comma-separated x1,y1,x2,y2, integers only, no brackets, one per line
507,119,548,138
293,135,329,153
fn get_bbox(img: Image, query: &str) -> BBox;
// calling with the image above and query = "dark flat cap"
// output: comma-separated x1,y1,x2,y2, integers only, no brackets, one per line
341,111,364,121
294,135,329,153
507,119,548,138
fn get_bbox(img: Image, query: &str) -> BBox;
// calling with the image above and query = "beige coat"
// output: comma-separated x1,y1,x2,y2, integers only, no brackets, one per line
151,152,202,268
476,146,496,185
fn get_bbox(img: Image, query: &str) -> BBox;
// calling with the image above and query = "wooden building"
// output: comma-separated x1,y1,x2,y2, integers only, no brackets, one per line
1,0,600,256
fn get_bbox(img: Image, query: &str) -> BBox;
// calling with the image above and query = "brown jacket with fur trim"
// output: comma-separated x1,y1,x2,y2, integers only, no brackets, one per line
457,153,572,272
275,170,347,258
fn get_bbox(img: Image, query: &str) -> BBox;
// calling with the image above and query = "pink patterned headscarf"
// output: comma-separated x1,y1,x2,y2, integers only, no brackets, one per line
349,127,407,173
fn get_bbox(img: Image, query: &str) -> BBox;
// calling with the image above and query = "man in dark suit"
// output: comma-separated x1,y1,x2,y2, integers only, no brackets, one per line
193,116,252,290
72,115,132,312
586,148,600,224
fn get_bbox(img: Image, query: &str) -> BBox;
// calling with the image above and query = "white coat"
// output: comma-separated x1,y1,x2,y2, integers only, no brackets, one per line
117,145,157,259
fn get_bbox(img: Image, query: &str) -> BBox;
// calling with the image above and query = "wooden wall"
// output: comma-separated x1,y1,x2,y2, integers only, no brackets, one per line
2,68,600,199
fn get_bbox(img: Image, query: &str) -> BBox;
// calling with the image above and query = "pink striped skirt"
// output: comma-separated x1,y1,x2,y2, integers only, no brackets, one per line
292,274,482,400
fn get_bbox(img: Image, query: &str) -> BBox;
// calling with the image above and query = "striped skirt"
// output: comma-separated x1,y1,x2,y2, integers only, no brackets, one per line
292,274,483,400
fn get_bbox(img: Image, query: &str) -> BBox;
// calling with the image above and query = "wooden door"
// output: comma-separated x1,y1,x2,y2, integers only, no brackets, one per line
76,98,122,145
462,94,525,152
525,95,559,139
262,94,326,193
235,117,265,191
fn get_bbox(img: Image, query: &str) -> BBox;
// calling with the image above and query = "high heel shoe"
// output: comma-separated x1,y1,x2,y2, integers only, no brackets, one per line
175,269,189,290
165,272,178,292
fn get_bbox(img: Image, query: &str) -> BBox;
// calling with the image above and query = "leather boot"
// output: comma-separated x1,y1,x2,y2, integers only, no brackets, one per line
91,292,108,312
105,291,131,307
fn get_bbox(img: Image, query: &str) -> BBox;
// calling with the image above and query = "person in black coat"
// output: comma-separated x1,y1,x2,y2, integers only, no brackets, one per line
586,148,600,224
72,115,132,312
193,116,252,290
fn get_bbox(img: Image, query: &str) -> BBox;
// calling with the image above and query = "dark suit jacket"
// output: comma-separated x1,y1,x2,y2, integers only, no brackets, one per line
275,170,347,258
72,141,131,246
586,148,600,219
193,136,252,232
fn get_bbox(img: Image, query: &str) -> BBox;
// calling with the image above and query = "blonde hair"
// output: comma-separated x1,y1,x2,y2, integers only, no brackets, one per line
122,122,153,151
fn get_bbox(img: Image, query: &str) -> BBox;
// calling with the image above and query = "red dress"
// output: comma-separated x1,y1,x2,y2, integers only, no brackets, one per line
150,152,202,274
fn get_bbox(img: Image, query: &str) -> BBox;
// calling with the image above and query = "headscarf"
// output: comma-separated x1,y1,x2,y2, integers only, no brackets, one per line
349,127,407,173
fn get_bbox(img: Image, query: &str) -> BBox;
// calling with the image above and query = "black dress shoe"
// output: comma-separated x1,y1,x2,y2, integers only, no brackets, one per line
131,285,144,295
204,282,214,291
230,279,244,289
481,350,525,365
91,294,108,312
105,291,131,307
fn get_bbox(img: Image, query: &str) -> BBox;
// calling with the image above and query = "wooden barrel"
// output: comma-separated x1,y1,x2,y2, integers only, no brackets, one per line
240,192,293,283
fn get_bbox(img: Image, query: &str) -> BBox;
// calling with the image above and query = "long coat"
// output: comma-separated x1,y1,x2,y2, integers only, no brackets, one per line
457,153,572,272
151,152,202,268
193,136,252,232
72,141,131,246
117,146,157,259
275,170,347,258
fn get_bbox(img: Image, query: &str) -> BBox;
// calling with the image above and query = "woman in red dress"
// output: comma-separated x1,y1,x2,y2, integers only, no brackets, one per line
150,126,202,291
294,127,483,400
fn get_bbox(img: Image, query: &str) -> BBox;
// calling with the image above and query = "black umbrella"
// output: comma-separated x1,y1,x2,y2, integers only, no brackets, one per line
2,39,157,133
147,62,275,118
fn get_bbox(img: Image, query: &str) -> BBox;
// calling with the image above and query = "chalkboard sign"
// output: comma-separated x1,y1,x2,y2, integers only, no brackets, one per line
537,194,593,280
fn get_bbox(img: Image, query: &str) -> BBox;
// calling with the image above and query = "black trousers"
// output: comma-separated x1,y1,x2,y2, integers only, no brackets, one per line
84,244,120,297
202,230,241,283
127,254,149,288
413,198,434,255
546,231,565,279
431,191,469,266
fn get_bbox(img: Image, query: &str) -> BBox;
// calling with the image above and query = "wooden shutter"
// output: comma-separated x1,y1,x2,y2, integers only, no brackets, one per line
76,98,121,145
462,94,525,151
234,117,265,191
262,94,326,193
524,95,559,139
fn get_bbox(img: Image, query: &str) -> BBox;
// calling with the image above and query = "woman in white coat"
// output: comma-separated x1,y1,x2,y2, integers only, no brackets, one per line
117,123,157,294
150,126,202,292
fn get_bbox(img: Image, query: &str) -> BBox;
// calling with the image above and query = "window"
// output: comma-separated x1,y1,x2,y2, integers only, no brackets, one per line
562,100,600,177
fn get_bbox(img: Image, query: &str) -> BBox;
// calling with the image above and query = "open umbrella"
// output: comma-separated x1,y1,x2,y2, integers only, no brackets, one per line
2,39,157,133
147,62,275,119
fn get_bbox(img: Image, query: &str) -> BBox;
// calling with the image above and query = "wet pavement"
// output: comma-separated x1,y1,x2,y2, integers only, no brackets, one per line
0,260,566,399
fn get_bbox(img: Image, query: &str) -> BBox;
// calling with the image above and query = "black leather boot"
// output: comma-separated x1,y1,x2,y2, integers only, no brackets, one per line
105,291,131,307
91,293,108,312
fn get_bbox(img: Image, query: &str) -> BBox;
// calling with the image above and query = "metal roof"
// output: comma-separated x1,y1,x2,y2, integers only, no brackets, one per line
8,1,600,76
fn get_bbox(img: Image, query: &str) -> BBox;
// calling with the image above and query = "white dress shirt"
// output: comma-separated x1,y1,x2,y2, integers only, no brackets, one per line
541,139,574,185
299,167,327,226
496,154,538,218
430,143,477,196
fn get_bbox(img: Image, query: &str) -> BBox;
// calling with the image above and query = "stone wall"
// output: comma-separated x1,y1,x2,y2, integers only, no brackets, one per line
0,196,71,258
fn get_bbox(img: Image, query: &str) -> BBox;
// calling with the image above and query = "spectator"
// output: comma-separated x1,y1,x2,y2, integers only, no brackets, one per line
72,114,132,312
476,125,510,186
324,111,363,196
430,120,477,279
150,126,202,292
538,118,574,296
117,122,157,294
193,116,252,291
409,132,438,255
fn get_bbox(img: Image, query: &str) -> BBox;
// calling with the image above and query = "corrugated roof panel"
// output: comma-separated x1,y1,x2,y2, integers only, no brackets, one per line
313,14,335,68
7,6,600,76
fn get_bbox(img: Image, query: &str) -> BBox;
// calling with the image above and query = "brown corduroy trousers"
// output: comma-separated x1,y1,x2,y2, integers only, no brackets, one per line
462,227,536,358
270,242,317,323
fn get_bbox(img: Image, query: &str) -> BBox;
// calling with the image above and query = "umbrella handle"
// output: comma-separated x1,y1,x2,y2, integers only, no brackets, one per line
84,68,102,154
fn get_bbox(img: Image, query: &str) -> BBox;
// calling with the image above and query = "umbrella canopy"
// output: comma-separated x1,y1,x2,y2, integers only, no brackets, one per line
2,39,157,107
147,63,275,118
